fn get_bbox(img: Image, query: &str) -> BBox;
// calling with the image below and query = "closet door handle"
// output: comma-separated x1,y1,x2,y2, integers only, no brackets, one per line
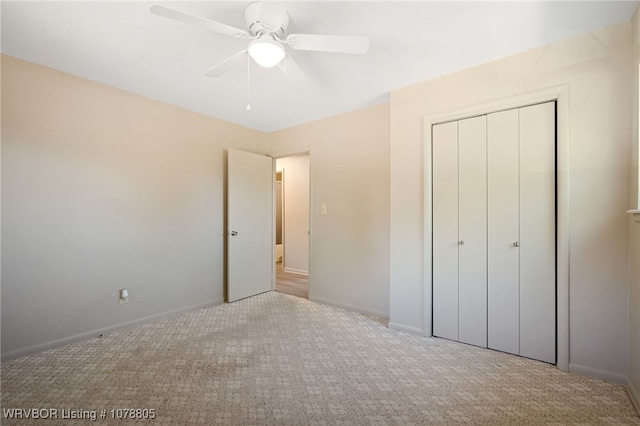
513,242,520,247
458,240,464,246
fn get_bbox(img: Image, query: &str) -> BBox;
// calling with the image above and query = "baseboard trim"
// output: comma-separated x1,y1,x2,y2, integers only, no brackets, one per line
283,267,308,276
568,363,627,385
1,298,224,361
627,377,640,415
388,322,424,335
310,296,388,320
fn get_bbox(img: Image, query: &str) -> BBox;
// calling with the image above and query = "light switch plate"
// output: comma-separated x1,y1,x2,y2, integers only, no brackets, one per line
118,288,129,304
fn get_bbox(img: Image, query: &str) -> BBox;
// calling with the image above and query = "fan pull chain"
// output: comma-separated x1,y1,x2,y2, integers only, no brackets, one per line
246,54,251,111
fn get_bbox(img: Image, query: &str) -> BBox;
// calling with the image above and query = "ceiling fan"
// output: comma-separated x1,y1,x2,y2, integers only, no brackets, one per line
150,2,370,78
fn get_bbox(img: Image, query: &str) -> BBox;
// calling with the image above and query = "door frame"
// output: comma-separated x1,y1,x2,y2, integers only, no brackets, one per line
423,85,570,372
270,149,312,296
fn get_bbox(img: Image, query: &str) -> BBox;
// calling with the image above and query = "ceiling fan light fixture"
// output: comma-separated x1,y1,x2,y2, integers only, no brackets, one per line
248,36,286,68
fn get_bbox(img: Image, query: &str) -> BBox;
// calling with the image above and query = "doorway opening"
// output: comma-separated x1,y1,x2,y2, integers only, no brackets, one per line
275,154,310,299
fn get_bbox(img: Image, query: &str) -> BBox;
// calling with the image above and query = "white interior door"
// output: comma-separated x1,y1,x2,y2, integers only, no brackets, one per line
227,149,273,303
487,109,521,355
432,121,459,341
458,116,487,348
519,102,556,364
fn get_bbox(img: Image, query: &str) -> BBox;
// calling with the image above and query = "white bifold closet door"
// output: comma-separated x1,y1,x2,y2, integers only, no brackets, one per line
487,109,520,355
487,102,555,363
432,116,487,348
518,103,556,364
433,101,555,364
458,117,487,347
432,121,459,342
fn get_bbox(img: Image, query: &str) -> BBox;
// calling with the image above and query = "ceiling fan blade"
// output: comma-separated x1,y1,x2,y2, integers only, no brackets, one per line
285,34,369,54
150,4,250,38
204,50,248,78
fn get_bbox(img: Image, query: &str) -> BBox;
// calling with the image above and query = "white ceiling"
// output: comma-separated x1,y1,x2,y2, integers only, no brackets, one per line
1,1,638,132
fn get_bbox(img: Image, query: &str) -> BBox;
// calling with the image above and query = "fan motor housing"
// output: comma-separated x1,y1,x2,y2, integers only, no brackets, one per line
244,2,289,39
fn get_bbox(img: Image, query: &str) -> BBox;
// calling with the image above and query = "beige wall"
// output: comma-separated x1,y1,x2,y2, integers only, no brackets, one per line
269,104,390,317
1,55,268,359
276,154,310,275
628,5,640,412
389,22,632,381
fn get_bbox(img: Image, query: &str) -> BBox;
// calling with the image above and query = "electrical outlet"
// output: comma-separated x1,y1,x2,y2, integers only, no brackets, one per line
118,288,129,305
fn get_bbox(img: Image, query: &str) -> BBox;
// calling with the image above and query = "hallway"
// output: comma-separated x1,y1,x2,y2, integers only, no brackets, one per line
275,261,308,299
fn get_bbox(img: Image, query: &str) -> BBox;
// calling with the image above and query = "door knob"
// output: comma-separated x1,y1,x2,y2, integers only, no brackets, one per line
458,240,464,245
513,242,520,247
231,231,238,236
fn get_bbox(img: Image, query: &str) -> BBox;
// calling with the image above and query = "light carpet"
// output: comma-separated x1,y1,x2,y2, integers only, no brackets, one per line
1,292,639,425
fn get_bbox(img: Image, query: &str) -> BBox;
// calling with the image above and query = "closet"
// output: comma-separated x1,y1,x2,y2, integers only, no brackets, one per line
432,101,556,364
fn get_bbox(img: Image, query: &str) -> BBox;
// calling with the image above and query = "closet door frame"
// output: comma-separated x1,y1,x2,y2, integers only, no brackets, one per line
424,85,570,372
